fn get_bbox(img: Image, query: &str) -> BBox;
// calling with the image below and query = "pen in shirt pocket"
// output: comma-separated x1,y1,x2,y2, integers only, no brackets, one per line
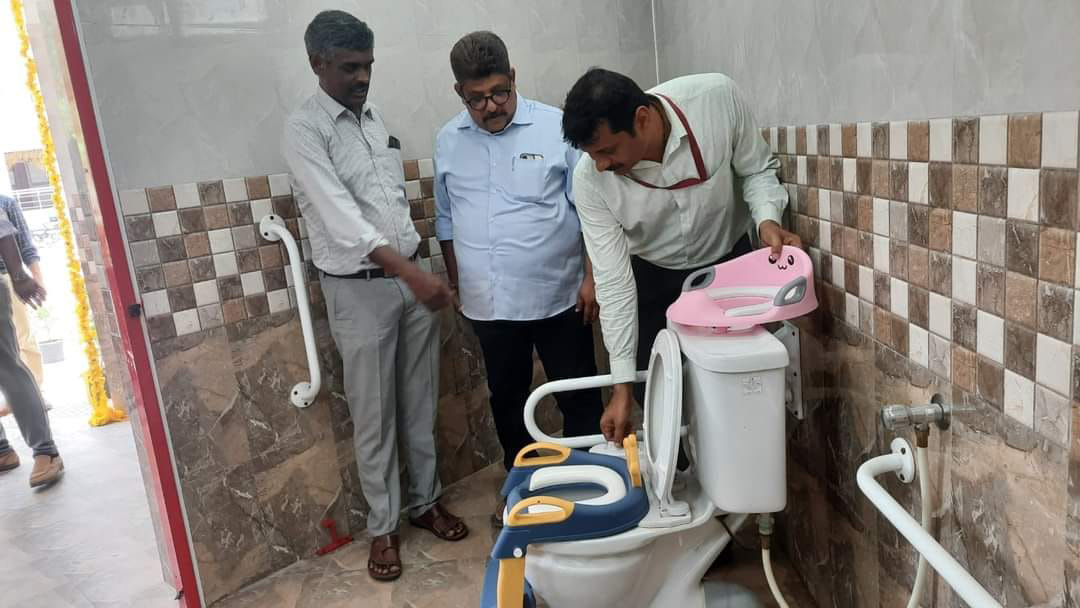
515,152,544,170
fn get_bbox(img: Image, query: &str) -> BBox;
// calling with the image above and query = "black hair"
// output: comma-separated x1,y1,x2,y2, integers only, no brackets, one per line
450,31,511,83
562,68,651,148
304,10,374,59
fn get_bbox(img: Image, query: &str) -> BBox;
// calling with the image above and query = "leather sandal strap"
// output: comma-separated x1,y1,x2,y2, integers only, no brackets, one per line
371,534,400,559
429,504,459,528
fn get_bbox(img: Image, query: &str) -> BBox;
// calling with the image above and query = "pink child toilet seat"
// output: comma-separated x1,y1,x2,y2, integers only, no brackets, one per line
666,245,817,331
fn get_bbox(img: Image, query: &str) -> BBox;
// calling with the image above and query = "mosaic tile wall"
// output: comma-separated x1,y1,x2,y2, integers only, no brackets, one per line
764,115,1080,605
117,159,534,604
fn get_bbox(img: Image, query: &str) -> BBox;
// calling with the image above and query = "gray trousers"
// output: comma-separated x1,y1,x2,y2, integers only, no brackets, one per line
0,275,56,457
322,274,441,535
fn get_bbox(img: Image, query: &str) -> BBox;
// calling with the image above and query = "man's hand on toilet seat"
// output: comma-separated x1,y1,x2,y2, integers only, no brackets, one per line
601,384,635,443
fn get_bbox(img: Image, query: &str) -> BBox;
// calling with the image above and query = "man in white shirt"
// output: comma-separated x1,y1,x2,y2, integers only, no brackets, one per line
434,32,603,526
562,68,801,442
282,10,467,582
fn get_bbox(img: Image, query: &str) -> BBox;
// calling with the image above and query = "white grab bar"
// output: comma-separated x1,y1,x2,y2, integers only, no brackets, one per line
523,371,649,448
857,439,1002,608
258,214,321,408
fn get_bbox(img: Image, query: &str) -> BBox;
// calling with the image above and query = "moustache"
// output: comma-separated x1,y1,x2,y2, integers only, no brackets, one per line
484,112,506,122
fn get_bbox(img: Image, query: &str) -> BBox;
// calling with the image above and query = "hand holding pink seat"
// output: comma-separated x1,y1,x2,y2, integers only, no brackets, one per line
666,245,817,331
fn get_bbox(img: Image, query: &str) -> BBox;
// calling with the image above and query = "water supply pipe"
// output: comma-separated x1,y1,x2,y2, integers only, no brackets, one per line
757,514,790,608
857,438,1001,607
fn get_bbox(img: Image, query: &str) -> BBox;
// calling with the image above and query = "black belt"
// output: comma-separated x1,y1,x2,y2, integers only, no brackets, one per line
320,253,417,280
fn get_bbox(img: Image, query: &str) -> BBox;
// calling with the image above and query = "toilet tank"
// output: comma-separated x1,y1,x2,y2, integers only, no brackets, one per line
672,324,790,513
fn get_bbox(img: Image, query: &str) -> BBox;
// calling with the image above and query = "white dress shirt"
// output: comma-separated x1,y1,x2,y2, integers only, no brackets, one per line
282,86,419,275
573,73,788,383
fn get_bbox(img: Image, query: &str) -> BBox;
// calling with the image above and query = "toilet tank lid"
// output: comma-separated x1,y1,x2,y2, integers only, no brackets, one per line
670,325,789,373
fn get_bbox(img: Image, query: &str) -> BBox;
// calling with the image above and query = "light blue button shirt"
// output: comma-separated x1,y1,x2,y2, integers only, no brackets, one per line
435,97,584,321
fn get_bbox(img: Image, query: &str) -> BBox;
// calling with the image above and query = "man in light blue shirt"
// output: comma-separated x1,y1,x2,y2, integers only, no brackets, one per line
435,32,603,525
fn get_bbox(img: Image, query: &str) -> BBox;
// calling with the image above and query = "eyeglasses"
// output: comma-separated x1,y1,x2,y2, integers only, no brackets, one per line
463,89,511,111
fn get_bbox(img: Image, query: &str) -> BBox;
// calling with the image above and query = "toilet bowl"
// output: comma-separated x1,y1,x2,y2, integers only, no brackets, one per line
483,245,815,608
491,330,746,608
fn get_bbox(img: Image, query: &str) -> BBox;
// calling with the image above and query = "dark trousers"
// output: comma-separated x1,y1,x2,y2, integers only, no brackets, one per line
471,307,603,471
631,234,754,403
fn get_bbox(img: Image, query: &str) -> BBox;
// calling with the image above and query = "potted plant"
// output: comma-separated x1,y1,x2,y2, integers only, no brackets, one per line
33,303,64,364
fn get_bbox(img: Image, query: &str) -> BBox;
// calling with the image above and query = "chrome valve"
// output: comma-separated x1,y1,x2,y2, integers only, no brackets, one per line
880,394,951,432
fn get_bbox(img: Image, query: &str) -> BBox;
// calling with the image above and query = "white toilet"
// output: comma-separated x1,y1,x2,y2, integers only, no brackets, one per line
483,246,815,608
521,325,789,608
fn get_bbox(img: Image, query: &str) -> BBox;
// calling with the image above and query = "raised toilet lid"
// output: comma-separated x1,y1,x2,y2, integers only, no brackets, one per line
642,329,683,507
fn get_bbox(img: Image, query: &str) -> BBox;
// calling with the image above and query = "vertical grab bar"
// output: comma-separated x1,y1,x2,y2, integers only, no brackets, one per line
258,214,320,408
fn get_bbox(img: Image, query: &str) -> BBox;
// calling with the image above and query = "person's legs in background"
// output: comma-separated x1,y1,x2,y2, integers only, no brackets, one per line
322,276,407,580
470,318,536,472
396,282,467,543
7,277,44,384
392,279,444,520
532,307,603,441
0,275,62,487
0,278,46,417
470,317,538,527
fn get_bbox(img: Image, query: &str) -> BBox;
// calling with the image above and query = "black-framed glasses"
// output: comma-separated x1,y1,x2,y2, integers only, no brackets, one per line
463,89,511,111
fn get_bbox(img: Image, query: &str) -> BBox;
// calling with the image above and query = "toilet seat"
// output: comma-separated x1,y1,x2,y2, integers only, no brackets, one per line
641,329,689,525
523,465,627,512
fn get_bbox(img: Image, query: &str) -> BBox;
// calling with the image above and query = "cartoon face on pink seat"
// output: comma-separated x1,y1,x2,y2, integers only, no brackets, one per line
768,252,797,271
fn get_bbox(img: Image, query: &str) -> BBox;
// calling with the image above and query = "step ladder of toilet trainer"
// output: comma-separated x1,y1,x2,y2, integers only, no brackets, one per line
481,436,647,608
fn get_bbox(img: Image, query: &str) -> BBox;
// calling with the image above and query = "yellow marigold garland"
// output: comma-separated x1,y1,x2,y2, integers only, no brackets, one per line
11,0,125,426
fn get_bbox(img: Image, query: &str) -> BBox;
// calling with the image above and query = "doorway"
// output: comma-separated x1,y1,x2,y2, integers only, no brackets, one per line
0,1,199,606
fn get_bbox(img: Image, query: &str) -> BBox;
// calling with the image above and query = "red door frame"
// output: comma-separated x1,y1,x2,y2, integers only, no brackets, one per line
51,2,201,606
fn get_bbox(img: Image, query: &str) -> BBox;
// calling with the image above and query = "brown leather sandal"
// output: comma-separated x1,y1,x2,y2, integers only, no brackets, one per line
409,503,469,541
368,533,402,581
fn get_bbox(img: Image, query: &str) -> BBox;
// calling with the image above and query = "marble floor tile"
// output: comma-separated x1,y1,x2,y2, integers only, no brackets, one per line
215,464,816,608
0,406,175,607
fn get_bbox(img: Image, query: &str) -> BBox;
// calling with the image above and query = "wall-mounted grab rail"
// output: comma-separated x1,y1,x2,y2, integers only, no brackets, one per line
857,439,1001,608
259,214,320,408
523,371,649,448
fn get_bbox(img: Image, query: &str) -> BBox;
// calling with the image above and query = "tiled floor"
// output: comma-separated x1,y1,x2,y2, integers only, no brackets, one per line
0,372,175,608
215,465,817,608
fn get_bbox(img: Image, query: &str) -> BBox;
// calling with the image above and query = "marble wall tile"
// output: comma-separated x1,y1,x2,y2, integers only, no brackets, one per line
155,328,252,479
771,107,1080,605
181,466,273,605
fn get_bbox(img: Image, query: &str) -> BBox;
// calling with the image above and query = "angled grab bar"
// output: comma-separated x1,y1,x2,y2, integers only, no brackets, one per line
523,371,649,448
857,439,1001,608
258,214,320,408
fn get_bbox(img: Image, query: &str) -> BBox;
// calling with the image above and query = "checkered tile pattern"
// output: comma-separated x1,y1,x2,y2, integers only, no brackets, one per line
768,112,1079,447
121,161,440,346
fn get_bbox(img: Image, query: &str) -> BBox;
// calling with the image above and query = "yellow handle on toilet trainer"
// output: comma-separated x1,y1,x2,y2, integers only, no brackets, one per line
497,557,526,608
623,435,642,488
513,442,572,468
506,496,575,527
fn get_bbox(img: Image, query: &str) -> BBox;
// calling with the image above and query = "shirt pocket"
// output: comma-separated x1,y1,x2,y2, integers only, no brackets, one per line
510,154,547,203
